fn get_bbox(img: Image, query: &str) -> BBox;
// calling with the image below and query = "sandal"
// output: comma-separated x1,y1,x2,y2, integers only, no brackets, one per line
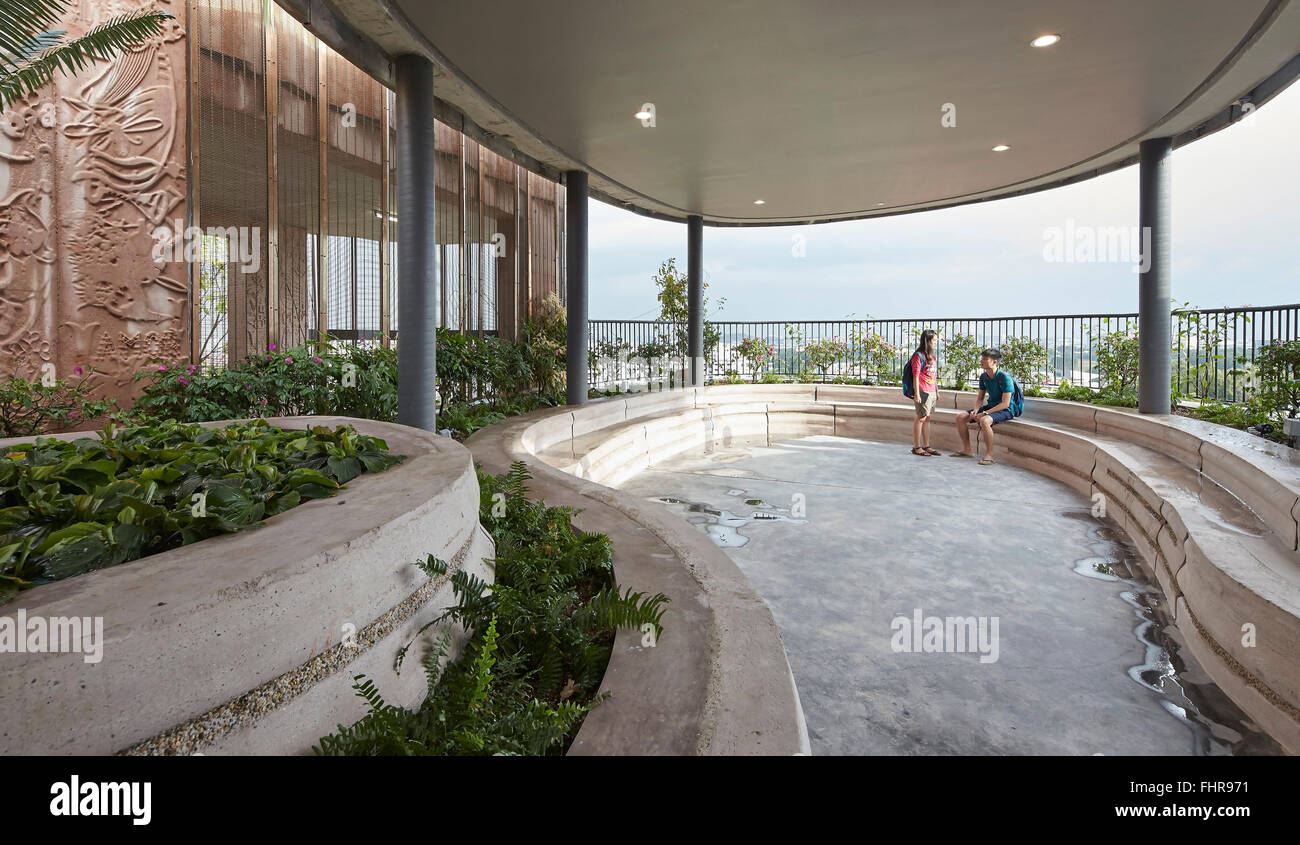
922,447,942,456
979,457,996,465
910,447,930,456
950,451,974,458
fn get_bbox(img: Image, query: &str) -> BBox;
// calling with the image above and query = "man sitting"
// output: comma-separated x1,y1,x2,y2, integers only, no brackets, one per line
952,348,1020,465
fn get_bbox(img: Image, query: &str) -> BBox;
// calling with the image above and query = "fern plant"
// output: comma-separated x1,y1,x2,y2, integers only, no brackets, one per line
316,461,669,756
0,0,174,112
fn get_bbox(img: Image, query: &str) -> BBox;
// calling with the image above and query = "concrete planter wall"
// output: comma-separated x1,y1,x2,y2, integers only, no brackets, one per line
494,385,1300,754
0,417,493,755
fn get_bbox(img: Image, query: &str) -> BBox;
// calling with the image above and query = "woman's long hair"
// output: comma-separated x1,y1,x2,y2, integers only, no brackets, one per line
915,329,937,359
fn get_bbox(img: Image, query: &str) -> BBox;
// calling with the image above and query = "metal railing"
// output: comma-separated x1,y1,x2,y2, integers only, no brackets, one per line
588,304,1300,403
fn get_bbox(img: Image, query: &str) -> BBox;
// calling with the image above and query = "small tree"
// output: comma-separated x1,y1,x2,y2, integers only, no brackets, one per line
652,258,723,360
735,337,774,383
1172,305,1251,402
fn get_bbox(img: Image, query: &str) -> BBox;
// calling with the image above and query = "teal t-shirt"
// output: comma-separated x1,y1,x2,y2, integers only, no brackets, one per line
979,370,1017,413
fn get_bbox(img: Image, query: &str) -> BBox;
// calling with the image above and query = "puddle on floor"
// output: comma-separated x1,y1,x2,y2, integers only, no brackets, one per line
650,492,807,548
1061,507,1281,755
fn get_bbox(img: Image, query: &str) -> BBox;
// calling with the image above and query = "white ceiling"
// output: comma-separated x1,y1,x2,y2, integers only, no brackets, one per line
326,0,1300,225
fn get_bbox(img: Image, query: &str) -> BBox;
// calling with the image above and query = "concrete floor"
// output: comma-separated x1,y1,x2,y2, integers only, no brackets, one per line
618,435,1282,756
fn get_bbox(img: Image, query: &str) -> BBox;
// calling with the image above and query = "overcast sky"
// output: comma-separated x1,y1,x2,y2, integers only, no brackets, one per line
588,80,1300,321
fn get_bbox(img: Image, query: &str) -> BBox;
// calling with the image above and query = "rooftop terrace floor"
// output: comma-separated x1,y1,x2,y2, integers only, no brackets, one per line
617,434,1283,755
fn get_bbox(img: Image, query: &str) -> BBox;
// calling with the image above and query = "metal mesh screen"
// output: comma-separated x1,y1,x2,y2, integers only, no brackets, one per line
272,4,318,348
194,0,268,365
482,147,516,339
192,1,565,359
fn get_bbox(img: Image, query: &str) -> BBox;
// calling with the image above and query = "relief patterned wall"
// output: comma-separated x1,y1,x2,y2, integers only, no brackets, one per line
0,0,189,406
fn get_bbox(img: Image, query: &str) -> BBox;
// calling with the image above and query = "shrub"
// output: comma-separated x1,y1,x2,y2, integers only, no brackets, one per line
802,336,852,380
999,336,1049,384
1092,324,1140,404
1186,400,1268,430
132,342,395,424
941,334,981,390
0,419,403,604
0,366,117,438
848,326,898,384
1253,340,1300,425
315,462,668,756
519,293,567,398
1053,382,1096,403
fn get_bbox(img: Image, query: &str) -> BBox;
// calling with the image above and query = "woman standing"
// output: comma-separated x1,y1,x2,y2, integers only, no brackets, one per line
910,329,940,456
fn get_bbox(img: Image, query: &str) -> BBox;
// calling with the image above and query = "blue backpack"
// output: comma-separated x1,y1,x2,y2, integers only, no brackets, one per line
902,352,921,399
1009,376,1024,417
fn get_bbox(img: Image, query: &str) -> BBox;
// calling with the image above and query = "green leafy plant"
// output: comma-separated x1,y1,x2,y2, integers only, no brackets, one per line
0,419,402,603
316,462,668,756
131,341,395,424
1053,382,1097,403
1184,400,1268,430
0,0,174,111
0,365,117,437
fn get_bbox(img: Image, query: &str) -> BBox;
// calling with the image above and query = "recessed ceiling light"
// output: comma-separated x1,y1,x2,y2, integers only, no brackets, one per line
634,109,653,120
1031,34,1061,48
876,202,885,206
753,199,765,205
992,144,1011,152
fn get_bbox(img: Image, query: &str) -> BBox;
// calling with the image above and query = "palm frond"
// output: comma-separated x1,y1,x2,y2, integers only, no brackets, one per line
0,8,173,112
0,0,70,64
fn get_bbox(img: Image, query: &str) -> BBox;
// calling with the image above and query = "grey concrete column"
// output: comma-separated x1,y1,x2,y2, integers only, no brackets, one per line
687,214,704,385
1138,137,1172,415
565,170,588,405
394,55,438,430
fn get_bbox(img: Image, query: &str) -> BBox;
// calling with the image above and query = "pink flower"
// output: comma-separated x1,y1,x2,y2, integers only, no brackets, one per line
269,343,277,351
311,356,323,364
187,365,197,373
68,410,78,419
73,366,84,376
285,357,293,364
157,365,167,372
260,397,268,405
244,384,253,391
178,376,190,386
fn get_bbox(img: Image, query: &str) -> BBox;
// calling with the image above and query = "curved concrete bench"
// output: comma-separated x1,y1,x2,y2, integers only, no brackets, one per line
490,384,1300,754
0,416,493,755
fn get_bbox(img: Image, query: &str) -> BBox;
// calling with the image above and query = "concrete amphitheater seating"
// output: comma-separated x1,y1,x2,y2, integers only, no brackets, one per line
483,383,1300,754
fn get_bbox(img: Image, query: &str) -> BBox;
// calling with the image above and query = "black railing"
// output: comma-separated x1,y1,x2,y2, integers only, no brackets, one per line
588,304,1300,403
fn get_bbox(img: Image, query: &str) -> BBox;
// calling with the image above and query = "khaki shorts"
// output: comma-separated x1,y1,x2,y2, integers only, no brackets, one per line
915,391,937,418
